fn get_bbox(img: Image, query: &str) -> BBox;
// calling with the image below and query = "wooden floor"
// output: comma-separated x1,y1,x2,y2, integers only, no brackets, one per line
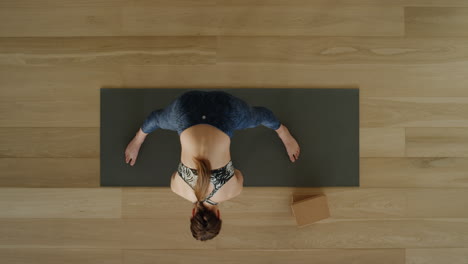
1,0,468,263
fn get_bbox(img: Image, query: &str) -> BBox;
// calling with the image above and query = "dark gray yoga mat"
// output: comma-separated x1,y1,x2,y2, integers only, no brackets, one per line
101,88,359,187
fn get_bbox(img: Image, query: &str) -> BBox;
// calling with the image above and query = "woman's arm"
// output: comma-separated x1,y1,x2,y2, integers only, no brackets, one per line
126,97,180,166
235,106,282,132
140,97,181,134
134,128,148,144
275,124,288,138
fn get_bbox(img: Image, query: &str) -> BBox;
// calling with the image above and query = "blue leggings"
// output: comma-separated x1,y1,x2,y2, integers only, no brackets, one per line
140,90,282,138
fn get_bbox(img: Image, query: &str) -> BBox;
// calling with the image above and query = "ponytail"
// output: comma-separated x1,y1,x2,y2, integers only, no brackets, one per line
189,156,222,241
192,156,212,203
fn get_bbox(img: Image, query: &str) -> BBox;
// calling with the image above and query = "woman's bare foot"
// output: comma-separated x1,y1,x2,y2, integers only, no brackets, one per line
278,127,300,162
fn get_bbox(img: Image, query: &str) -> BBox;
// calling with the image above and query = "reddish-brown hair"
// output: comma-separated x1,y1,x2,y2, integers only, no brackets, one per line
190,156,222,241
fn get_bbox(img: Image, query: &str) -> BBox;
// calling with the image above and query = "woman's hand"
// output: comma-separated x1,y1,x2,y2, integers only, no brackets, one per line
125,136,144,166
125,128,148,166
278,126,300,162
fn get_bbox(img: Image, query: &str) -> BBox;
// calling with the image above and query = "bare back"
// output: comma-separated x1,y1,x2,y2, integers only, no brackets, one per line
171,124,243,203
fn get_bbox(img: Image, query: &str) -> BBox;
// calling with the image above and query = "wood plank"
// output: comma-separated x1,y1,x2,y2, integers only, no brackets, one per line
123,249,405,264
406,128,468,157
0,249,122,264
0,219,123,248
2,2,468,39
0,37,216,67
219,0,468,6
406,248,468,264
0,188,121,218
216,219,468,248
122,6,218,36
0,158,99,187
0,219,216,249
0,7,122,37
5,0,428,9
406,189,468,218
0,66,120,98
404,0,468,5
361,97,468,127
0,0,126,8
123,5,403,36
361,158,468,188
406,7,468,37
218,37,468,65
218,6,403,36
0,128,98,158
123,188,192,219
0,218,467,249
360,128,405,157
123,64,468,97
0,66,121,127
123,187,468,219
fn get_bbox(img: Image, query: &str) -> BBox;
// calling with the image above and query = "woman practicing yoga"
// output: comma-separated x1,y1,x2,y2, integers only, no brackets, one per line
124,90,300,241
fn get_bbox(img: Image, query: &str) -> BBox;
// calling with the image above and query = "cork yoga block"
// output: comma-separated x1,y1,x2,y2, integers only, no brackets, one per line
291,194,330,227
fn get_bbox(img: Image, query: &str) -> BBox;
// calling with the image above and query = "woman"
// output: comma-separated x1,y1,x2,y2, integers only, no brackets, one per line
124,90,300,241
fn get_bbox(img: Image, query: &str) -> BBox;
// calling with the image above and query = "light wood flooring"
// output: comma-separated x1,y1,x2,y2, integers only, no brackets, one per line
1,1,468,263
